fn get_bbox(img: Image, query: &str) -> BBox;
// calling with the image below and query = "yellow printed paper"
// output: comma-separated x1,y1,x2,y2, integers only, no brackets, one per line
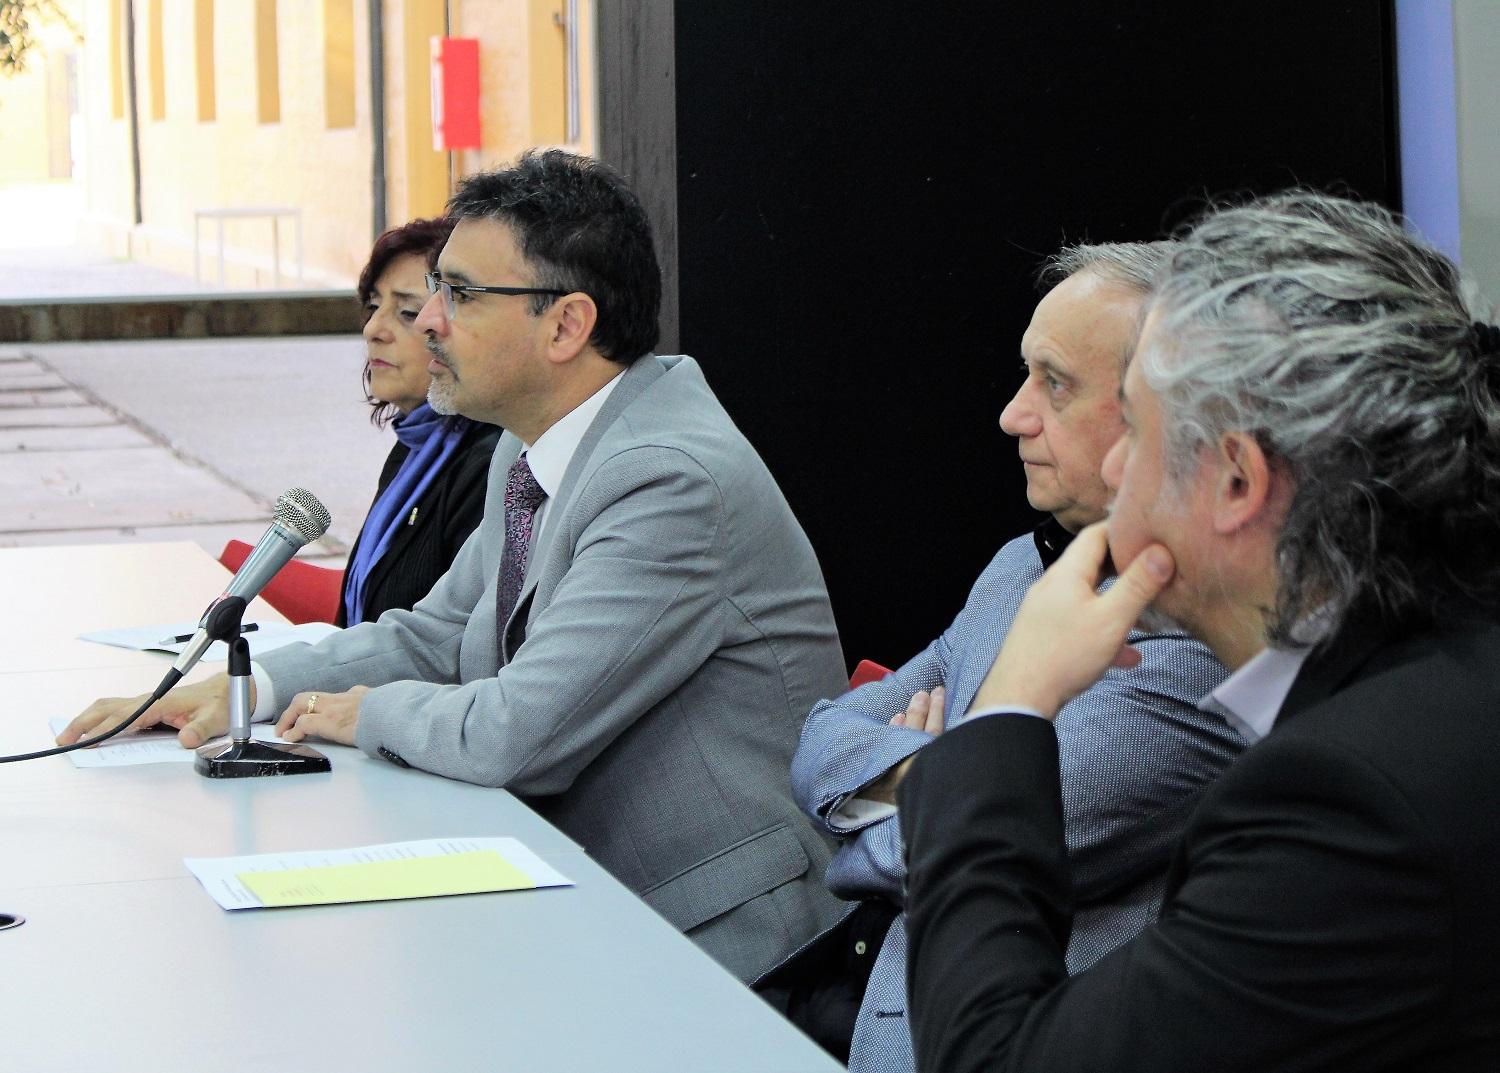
239,850,536,907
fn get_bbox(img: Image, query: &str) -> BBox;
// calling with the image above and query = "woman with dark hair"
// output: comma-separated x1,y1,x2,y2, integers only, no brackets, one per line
338,217,501,626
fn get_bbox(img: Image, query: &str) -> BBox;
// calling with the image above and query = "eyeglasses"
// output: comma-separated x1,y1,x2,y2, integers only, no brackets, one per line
424,271,568,319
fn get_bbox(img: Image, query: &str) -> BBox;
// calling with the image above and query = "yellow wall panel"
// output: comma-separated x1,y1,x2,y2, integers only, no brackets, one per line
401,0,449,219
194,0,215,122
526,0,564,146
108,0,123,118
324,0,355,129
255,0,281,124
147,0,165,121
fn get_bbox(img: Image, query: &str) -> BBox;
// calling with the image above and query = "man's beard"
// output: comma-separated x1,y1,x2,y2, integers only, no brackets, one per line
1135,603,1187,636
426,341,459,415
427,374,458,415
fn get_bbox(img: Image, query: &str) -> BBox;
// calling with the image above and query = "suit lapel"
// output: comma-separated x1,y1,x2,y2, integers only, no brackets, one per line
508,355,671,638
546,354,668,517
1275,611,1392,728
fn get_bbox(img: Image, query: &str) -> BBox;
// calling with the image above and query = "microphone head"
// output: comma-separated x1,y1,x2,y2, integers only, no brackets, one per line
274,488,332,543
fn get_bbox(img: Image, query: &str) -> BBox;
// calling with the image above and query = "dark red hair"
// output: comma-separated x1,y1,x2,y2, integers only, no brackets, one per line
356,216,456,313
358,217,456,426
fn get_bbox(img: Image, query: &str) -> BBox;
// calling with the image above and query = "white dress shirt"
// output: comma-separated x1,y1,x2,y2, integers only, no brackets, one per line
523,370,623,545
1197,643,1311,745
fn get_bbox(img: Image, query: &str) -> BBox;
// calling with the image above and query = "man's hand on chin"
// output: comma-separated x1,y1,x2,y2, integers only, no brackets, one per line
971,522,1175,719
275,686,369,746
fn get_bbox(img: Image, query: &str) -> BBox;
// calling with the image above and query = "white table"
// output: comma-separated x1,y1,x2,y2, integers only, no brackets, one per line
0,542,287,675
0,543,839,1072
193,206,304,288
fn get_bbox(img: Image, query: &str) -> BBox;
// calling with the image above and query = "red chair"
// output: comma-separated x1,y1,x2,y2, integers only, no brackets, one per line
849,659,893,689
217,539,344,625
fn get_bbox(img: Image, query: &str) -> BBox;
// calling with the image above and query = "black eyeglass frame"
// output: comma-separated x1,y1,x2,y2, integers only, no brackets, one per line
424,271,569,317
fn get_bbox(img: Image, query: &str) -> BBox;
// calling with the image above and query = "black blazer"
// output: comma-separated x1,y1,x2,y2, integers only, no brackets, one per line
899,612,1500,1072
336,420,501,627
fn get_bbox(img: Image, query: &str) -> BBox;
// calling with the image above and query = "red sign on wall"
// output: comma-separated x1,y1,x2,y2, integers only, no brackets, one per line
431,37,481,151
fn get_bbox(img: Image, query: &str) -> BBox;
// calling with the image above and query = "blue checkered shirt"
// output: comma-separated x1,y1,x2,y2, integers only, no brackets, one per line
789,529,1244,1073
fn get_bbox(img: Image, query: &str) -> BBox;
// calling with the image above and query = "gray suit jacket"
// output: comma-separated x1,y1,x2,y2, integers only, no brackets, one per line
258,354,848,981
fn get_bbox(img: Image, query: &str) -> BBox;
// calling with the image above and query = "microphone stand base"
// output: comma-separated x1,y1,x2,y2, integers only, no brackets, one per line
194,738,331,778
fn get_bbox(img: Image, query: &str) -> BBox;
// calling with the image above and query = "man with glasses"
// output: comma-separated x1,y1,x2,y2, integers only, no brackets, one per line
62,150,848,983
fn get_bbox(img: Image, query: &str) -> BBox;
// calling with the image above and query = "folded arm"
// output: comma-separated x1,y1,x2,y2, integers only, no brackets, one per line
790,633,952,900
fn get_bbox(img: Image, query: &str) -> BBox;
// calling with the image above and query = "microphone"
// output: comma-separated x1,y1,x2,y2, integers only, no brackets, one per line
0,488,332,767
190,488,335,779
172,488,332,676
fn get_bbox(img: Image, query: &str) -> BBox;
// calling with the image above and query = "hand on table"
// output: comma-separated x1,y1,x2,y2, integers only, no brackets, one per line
56,674,237,750
860,686,947,805
971,522,1174,720
276,686,369,746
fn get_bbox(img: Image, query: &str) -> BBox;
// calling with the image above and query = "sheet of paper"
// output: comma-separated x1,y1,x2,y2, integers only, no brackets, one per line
46,715,291,768
240,850,538,907
77,621,340,662
185,837,573,911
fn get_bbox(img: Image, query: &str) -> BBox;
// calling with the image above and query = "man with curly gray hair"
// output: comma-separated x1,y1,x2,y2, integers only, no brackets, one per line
898,191,1500,1071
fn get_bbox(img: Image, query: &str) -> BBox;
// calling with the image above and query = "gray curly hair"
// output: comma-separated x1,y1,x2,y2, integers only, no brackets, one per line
1138,191,1500,643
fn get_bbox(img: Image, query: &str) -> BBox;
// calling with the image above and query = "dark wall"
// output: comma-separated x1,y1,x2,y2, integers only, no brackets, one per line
671,2,1397,669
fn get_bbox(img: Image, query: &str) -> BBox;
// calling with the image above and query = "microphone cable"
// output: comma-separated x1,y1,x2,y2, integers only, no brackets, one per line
0,667,183,764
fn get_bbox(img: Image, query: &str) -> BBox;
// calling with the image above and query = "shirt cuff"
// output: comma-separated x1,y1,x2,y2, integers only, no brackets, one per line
249,662,277,723
960,705,1049,724
829,796,899,831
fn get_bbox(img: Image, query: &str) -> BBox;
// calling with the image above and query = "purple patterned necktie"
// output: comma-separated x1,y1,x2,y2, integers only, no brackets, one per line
495,454,546,639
